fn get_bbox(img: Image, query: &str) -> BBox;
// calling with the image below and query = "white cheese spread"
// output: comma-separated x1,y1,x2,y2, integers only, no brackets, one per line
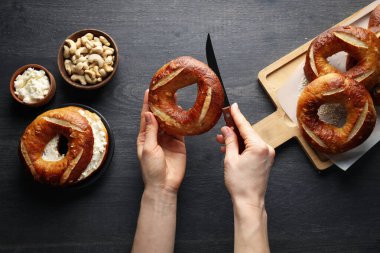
14,68,50,103
77,109,107,180
42,135,65,162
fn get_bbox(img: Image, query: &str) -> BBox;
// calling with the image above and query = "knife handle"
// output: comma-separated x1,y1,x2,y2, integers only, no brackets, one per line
222,106,245,154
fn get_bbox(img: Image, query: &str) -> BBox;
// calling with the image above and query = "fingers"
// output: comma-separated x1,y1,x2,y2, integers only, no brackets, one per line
216,134,226,153
137,89,150,158
221,126,238,159
143,112,159,151
216,134,225,144
230,103,266,148
139,89,150,135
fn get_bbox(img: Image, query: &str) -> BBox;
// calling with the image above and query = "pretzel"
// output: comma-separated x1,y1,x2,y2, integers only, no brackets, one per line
304,26,380,91
297,73,376,154
148,56,224,136
19,106,108,186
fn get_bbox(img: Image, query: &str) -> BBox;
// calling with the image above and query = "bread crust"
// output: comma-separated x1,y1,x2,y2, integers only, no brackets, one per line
304,26,380,91
346,6,380,105
148,56,224,136
368,4,380,105
297,73,376,154
369,5,380,30
19,106,108,186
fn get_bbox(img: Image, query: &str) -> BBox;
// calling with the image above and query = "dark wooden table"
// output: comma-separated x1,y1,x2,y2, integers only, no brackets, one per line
1,0,379,252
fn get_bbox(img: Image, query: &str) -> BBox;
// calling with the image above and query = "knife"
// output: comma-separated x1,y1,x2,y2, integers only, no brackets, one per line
206,34,245,154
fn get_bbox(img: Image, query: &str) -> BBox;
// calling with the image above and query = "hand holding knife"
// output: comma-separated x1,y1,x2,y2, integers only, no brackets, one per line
206,34,245,154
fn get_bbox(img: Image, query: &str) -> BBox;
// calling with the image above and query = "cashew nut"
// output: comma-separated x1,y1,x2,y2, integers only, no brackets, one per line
99,36,110,46
102,47,114,58
103,64,114,73
75,38,82,48
73,62,86,75
65,39,77,54
93,40,102,47
75,47,88,57
71,55,78,64
97,77,103,82
105,55,113,65
89,62,97,68
63,45,70,59
81,36,94,50
82,62,89,70
84,74,97,84
99,68,107,78
82,36,95,50
64,60,74,75
84,69,96,79
71,74,87,85
93,66,101,77
85,33,94,40
88,54,104,67
90,45,103,54
77,56,87,63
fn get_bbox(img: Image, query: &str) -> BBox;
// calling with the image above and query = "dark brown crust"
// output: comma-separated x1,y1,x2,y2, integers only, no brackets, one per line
373,86,380,105
148,56,224,136
304,26,380,90
347,5,380,105
369,5,380,29
297,73,376,154
368,5,380,105
19,106,105,186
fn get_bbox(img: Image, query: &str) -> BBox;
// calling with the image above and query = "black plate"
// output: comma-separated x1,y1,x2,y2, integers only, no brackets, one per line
22,103,115,191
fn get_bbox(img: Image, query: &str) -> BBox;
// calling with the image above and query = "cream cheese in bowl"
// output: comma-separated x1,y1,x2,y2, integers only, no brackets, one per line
14,67,50,103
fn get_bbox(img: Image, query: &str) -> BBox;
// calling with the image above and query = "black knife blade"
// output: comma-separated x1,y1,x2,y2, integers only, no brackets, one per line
206,34,230,107
206,34,245,154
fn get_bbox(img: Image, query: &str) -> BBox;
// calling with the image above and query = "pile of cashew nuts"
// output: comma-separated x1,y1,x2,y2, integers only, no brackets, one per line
63,33,115,85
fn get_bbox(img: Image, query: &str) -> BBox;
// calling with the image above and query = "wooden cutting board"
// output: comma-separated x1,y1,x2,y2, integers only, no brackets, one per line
252,0,380,170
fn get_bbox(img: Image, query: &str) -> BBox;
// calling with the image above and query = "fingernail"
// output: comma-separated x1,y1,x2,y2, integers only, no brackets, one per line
145,113,151,124
221,126,230,137
232,103,238,110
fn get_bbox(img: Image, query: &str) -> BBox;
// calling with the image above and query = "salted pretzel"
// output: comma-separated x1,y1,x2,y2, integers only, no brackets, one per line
148,56,224,136
297,73,376,154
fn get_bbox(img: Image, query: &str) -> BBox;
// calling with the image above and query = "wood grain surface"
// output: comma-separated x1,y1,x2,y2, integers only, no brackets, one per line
0,0,379,252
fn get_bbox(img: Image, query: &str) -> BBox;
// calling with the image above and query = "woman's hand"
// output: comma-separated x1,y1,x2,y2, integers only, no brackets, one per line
132,90,186,253
216,103,274,253
216,103,275,208
137,89,186,194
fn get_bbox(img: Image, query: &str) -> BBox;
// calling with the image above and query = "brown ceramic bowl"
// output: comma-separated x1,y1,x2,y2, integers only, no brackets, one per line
57,29,119,90
10,64,56,107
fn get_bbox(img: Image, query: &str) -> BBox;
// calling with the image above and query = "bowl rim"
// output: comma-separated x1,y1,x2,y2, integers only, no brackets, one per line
57,28,119,90
9,64,56,107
